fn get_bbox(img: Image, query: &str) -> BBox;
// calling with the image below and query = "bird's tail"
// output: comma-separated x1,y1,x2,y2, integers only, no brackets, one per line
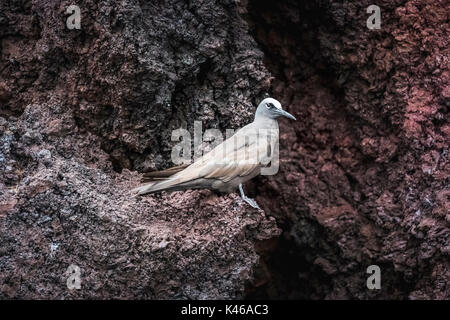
132,178,180,195
140,164,188,183
132,164,189,195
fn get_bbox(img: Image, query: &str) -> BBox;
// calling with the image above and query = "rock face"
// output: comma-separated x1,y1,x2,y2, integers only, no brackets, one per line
0,0,279,299
245,0,449,299
0,102,280,299
0,0,449,299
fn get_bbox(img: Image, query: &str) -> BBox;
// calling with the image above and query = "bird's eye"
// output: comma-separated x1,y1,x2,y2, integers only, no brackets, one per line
266,103,275,109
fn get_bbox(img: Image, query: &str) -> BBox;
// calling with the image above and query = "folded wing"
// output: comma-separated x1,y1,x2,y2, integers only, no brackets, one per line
133,125,276,194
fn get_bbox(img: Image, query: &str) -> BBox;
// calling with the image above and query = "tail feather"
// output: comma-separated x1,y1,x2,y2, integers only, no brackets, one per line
141,164,188,183
133,177,182,195
134,164,191,195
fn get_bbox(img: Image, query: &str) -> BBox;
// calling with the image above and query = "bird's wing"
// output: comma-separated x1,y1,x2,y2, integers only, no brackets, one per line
171,125,275,183
134,124,277,194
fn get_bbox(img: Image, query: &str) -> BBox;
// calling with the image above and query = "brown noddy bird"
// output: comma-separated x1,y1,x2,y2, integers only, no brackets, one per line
133,97,296,209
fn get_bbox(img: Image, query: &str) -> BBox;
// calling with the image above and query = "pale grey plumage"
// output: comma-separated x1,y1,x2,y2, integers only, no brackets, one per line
133,97,296,208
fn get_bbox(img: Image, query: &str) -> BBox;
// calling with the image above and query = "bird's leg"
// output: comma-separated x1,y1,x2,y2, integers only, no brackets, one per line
238,184,261,210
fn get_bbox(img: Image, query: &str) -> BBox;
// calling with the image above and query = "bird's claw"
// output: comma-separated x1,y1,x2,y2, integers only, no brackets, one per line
238,183,261,210
242,196,261,210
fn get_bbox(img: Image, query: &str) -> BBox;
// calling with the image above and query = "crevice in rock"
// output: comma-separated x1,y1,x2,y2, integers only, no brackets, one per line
241,0,348,299
242,0,417,299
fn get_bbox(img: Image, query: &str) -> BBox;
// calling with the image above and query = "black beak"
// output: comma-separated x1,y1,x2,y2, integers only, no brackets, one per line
278,109,296,120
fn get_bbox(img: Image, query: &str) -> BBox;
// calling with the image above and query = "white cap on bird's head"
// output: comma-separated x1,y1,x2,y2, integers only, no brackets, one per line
255,97,296,120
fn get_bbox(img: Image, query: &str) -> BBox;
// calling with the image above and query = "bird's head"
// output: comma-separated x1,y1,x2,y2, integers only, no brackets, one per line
255,97,296,121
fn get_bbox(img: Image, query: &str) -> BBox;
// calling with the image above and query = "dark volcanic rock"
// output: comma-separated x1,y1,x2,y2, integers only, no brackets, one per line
0,101,280,299
0,0,449,300
0,0,279,299
245,0,449,299
0,0,271,171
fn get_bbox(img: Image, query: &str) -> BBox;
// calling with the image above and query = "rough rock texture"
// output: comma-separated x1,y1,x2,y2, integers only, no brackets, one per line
245,0,449,299
0,0,279,299
0,0,270,171
0,101,279,299
1,0,449,299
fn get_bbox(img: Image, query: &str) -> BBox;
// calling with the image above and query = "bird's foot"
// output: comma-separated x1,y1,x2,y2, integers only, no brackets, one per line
242,196,261,209
238,183,261,210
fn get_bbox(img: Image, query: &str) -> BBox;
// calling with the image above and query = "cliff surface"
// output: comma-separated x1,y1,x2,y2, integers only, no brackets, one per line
0,0,448,299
